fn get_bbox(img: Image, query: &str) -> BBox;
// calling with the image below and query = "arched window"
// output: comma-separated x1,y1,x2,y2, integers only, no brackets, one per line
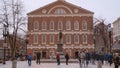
42,21,46,30
50,21,54,30
66,21,71,30
58,21,62,30
74,21,79,30
82,21,87,30
55,8,66,14
82,35,87,44
34,21,39,30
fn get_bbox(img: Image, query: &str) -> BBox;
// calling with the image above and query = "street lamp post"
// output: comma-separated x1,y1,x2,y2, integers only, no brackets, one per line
93,36,96,51
25,34,29,60
3,24,8,64
108,24,112,54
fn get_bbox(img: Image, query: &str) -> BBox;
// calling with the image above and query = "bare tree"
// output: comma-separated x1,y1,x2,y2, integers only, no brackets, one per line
94,18,109,54
0,0,26,68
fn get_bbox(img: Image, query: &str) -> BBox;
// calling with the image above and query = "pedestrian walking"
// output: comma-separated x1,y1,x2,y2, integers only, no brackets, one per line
91,51,96,64
85,51,90,67
80,51,85,68
113,53,120,68
36,52,41,64
78,52,82,68
65,53,70,65
56,53,60,65
108,53,113,66
97,52,102,68
28,53,32,66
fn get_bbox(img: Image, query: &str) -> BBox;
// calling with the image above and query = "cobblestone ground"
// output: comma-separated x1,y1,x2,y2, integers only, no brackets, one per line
0,61,119,68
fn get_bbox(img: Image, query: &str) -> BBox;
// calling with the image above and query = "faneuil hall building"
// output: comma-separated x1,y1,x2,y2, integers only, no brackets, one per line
27,0,94,59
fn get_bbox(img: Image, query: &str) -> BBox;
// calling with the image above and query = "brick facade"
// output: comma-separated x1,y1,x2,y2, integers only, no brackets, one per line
27,0,94,59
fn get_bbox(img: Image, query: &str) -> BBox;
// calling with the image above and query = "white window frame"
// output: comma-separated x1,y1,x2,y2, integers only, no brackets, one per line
66,35,71,44
50,21,54,30
34,21,39,31
42,21,46,30
42,35,46,44
33,35,38,44
82,35,87,44
82,20,87,30
55,8,66,14
74,21,79,30
58,21,62,30
66,21,71,30
74,35,79,44
50,35,54,44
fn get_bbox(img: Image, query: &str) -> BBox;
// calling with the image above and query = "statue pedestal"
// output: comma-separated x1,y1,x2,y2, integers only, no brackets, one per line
57,41,64,59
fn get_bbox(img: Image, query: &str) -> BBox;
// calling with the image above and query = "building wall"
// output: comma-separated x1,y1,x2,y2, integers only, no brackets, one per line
27,0,94,59
113,17,120,42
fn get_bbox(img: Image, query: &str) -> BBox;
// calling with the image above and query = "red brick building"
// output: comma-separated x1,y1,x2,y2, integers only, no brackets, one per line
27,0,94,59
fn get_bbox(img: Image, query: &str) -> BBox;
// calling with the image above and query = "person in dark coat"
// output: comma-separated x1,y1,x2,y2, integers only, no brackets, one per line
65,53,70,65
108,53,113,66
85,51,90,67
36,52,41,64
113,53,120,68
56,53,60,65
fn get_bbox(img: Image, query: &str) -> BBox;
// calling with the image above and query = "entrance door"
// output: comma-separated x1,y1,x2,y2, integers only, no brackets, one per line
42,51,46,59
75,51,78,58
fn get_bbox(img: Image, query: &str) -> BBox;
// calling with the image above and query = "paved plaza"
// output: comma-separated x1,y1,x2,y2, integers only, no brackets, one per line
0,60,119,68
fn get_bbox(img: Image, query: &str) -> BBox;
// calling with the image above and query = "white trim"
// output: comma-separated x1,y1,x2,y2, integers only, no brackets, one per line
29,31,93,35
27,45,94,49
28,14,93,17
48,5,73,14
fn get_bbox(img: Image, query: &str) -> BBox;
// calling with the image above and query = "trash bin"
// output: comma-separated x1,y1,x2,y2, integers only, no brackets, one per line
12,60,17,68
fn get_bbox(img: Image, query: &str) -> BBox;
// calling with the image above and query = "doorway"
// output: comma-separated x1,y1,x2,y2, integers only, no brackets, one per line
75,51,78,58
42,51,46,59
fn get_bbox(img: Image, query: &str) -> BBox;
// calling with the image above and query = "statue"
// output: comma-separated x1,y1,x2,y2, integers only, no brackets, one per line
59,30,62,41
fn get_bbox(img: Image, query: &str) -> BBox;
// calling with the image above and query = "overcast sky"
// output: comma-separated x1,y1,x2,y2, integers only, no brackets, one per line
21,0,120,24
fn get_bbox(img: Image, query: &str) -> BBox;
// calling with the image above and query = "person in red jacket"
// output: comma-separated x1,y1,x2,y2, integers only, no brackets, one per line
56,53,60,65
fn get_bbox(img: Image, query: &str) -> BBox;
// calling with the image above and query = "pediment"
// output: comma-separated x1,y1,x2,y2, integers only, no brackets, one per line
27,0,94,15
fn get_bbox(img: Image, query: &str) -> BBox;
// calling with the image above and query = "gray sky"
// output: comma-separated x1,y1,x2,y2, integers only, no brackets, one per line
22,0,120,24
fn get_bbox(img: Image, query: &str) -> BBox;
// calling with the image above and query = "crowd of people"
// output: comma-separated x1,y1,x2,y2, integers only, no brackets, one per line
27,51,120,68
77,50,120,68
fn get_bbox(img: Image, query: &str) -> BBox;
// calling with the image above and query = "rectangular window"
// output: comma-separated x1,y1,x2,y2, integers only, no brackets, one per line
74,21,79,30
66,21,71,30
74,35,79,44
42,21,46,30
82,21,87,30
50,21,54,30
34,21,39,30
58,21,62,30
82,35,87,44
42,35,46,44
50,35,54,44
34,35,38,44
66,35,71,44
